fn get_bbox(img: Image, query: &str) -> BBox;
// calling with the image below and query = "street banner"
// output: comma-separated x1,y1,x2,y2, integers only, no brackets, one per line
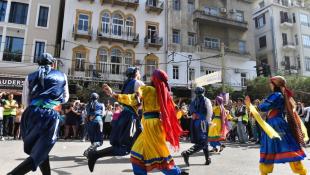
194,71,222,87
0,77,25,90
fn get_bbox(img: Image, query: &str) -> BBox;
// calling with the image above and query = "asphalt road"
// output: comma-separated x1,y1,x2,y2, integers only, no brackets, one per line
0,139,309,175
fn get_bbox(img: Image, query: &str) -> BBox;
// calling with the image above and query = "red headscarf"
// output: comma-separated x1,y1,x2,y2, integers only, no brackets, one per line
152,69,183,150
270,76,305,146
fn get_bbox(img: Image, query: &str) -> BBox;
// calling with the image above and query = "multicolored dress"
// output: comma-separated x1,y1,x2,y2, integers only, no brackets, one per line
208,106,225,142
258,92,306,164
117,86,181,174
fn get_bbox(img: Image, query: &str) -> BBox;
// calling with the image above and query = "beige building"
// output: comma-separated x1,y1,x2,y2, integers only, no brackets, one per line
167,0,257,93
253,0,310,76
0,0,62,75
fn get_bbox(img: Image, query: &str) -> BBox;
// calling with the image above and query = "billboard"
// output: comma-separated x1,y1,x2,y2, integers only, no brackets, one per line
0,77,25,90
194,71,222,87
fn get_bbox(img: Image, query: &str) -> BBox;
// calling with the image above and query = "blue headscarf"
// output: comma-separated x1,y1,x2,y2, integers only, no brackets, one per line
37,53,56,88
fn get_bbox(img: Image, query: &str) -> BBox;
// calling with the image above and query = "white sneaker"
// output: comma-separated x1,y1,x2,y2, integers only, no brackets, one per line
0,137,4,141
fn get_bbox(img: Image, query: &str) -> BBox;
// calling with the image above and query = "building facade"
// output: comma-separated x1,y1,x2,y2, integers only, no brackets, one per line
0,0,62,94
167,0,257,93
253,0,310,76
60,0,167,91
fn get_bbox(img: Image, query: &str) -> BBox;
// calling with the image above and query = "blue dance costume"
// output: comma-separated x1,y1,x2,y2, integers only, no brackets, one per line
258,92,306,164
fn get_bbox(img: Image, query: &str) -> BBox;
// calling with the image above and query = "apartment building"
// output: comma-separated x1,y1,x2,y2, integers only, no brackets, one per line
60,0,167,91
167,0,257,93
0,0,62,94
253,0,310,76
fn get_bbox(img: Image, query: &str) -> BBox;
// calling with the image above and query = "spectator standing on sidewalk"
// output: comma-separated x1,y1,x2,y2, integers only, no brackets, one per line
0,100,4,141
3,93,18,137
14,104,24,139
103,105,113,139
235,98,248,144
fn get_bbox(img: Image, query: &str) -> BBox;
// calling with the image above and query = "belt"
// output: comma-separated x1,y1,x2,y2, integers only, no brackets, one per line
268,109,280,119
30,98,60,109
144,112,160,119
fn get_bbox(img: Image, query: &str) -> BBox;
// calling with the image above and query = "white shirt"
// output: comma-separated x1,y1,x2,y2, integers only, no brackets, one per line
104,110,113,123
305,107,310,122
0,106,3,120
205,98,213,124
22,73,69,108
134,80,145,92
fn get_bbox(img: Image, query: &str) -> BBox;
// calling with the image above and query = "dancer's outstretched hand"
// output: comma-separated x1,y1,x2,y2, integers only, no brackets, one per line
102,84,112,96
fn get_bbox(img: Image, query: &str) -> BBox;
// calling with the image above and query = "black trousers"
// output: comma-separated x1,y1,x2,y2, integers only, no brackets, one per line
3,115,15,136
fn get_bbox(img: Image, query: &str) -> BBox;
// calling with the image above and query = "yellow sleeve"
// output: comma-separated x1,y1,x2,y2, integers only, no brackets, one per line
116,86,144,107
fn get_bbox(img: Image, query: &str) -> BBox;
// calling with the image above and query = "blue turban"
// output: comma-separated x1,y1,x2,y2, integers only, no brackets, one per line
195,86,205,95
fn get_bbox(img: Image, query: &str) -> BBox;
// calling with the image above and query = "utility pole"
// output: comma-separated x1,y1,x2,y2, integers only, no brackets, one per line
186,55,192,89
220,42,225,93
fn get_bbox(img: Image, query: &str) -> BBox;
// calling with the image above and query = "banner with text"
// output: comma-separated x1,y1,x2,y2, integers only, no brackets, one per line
195,71,222,87
0,77,25,90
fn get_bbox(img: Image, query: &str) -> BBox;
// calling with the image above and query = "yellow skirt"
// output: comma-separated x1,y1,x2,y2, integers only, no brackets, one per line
208,117,224,142
130,117,176,171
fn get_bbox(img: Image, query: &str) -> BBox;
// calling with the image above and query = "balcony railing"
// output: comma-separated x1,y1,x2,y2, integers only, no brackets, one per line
145,0,164,14
77,0,95,3
282,42,296,50
72,24,92,42
97,30,139,47
193,10,248,30
280,18,293,24
144,36,163,50
100,0,139,10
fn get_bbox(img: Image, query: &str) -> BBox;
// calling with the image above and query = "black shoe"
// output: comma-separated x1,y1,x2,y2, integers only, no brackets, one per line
181,152,189,167
181,171,189,175
205,158,211,165
88,150,98,172
209,148,218,153
219,145,226,152
7,157,33,175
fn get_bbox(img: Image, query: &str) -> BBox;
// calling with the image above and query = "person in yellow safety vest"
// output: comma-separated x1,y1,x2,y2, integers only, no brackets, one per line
235,98,249,144
3,93,18,137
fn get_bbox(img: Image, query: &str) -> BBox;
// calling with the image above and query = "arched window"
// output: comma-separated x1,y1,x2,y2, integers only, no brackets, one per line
112,13,123,36
101,12,110,34
110,48,122,74
98,48,108,73
124,51,134,70
125,16,134,37
145,54,158,77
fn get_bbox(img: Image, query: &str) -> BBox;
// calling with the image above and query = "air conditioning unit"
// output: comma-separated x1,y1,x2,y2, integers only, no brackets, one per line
234,68,240,73
220,8,227,13
230,9,237,13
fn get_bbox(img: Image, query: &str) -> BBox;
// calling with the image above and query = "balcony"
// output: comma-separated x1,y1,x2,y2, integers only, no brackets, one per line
144,36,163,50
97,30,139,47
100,0,139,10
280,18,294,28
282,42,296,51
72,25,92,42
68,63,130,83
77,0,95,3
145,0,164,14
193,10,248,31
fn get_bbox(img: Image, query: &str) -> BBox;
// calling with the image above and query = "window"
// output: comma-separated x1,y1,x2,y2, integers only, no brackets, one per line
173,29,180,44
0,1,7,22
3,36,24,62
75,52,85,72
188,0,194,14
282,33,288,45
259,36,267,48
146,59,158,76
204,37,220,49
204,7,219,16
124,51,134,70
305,57,310,71
110,48,122,74
147,24,158,43
101,13,110,34
189,68,195,81
235,11,244,22
173,66,179,79
259,1,265,8
293,13,296,23
300,14,309,26
112,14,123,36
241,73,246,87
78,14,89,33
173,0,180,10
284,56,290,70
9,2,28,24
295,34,298,45
280,11,289,23
125,17,134,37
33,41,45,63
302,35,310,47
255,14,265,28
37,5,49,27
188,33,195,46
239,41,246,54
98,48,108,73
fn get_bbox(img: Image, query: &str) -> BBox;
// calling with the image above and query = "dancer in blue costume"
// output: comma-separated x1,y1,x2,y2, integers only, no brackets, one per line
7,53,69,175
83,93,105,157
88,67,144,172
246,76,307,175
181,87,212,166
